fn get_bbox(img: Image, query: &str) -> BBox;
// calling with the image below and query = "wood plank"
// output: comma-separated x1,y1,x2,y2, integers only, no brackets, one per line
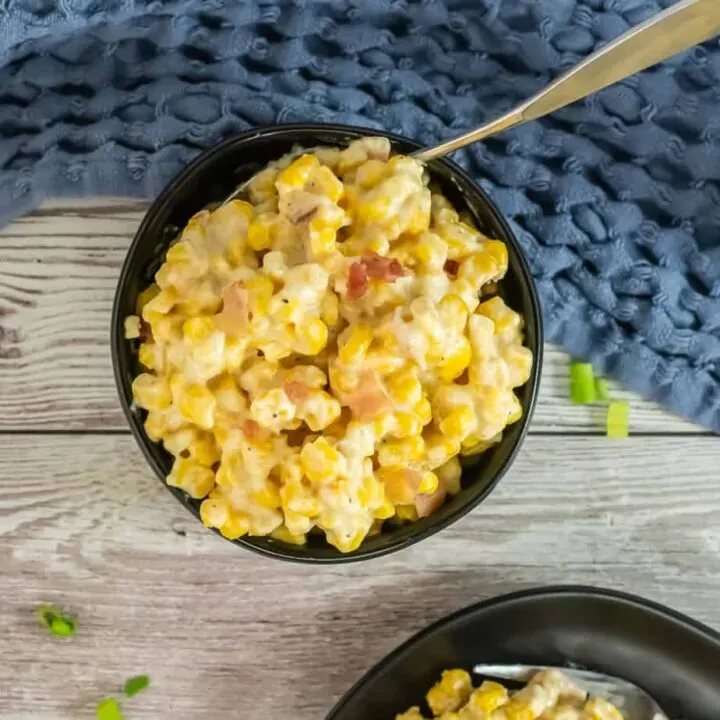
0,434,718,719
0,202,702,433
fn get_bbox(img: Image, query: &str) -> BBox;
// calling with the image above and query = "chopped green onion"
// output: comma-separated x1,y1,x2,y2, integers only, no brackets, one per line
594,377,610,402
570,362,596,404
50,617,74,637
36,605,76,637
96,698,123,720
607,400,629,439
124,674,150,698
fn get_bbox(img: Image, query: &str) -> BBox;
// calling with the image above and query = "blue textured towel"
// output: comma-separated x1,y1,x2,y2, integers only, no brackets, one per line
2,0,720,431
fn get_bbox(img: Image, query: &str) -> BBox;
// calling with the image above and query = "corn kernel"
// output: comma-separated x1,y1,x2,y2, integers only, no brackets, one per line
300,437,344,484
143,411,166,442
308,224,337,257
132,373,171,411
283,509,314,536
354,159,387,188
438,405,476,441
276,154,320,190
245,275,274,317
451,277,480,313
329,363,358,395
252,482,281,510
415,231,448,271
405,192,431,234
183,316,216,342
275,154,320,190
427,669,472,716
200,495,230,528
247,213,275,251
507,393,523,424
395,504,418,522
136,284,160,314
326,526,366,553
298,390,342,432
468,681,509,714
320,291,339,326
503,345,533,388
438,294,469,331
210,373,247,413
167,458,215,499
250,387,296,431
435,336,472,383
375,497,395,520
165,240,193,265
138,342,159,370
151,314,184,344
389,412,423,438
178,383,217,429
378,466,416,505
124,315,141,339
385,368,422,407
417,471,439,495
219,512,249,540
271,525,307,545
502,703,535,720
377,436,425,467
425,432,461,469
292,317,328,356
437,457,462,495
413,396,433,425
338,324,374,365
190,434,221,467
459,241,508,287
143,287,177,316
280,483,321,519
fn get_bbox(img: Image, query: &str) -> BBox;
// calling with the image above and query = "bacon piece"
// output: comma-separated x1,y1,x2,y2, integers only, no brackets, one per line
415,479,447,518
214,282,249,335
345,370,391,421
283,380,310,404
443,259,459,276
346,262,368,300
361,252,405,281
241,419,268,442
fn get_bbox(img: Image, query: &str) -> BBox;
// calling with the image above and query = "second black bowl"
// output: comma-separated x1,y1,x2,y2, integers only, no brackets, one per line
111,123,544,563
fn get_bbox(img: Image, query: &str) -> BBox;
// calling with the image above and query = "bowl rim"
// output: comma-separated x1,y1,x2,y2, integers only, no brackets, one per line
110,122,544,564
323,584,720,719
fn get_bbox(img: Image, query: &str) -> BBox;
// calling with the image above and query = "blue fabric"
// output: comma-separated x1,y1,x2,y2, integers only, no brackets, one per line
2,0,720,432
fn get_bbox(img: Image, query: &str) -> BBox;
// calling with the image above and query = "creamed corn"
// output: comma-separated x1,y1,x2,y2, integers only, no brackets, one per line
127,137,533,552
397,669,625,720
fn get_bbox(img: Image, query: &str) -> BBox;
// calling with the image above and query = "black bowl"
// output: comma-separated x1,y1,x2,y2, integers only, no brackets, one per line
326,586,720,720
110,123,543,563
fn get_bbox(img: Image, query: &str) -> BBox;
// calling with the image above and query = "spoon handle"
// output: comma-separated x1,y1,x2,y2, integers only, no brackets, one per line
415,0,720,162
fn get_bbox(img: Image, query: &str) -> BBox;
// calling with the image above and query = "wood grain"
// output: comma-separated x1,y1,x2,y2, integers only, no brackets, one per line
0,434,719,720
0,201,702,433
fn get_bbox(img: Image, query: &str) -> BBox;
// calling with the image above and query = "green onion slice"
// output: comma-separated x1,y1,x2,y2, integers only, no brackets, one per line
607,400,629,439
570,362,596,405
96,698,123,720
124,674,150,698
36,605,76,637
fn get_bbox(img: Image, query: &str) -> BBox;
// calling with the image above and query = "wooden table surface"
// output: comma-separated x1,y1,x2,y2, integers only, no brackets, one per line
1,199,718,720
